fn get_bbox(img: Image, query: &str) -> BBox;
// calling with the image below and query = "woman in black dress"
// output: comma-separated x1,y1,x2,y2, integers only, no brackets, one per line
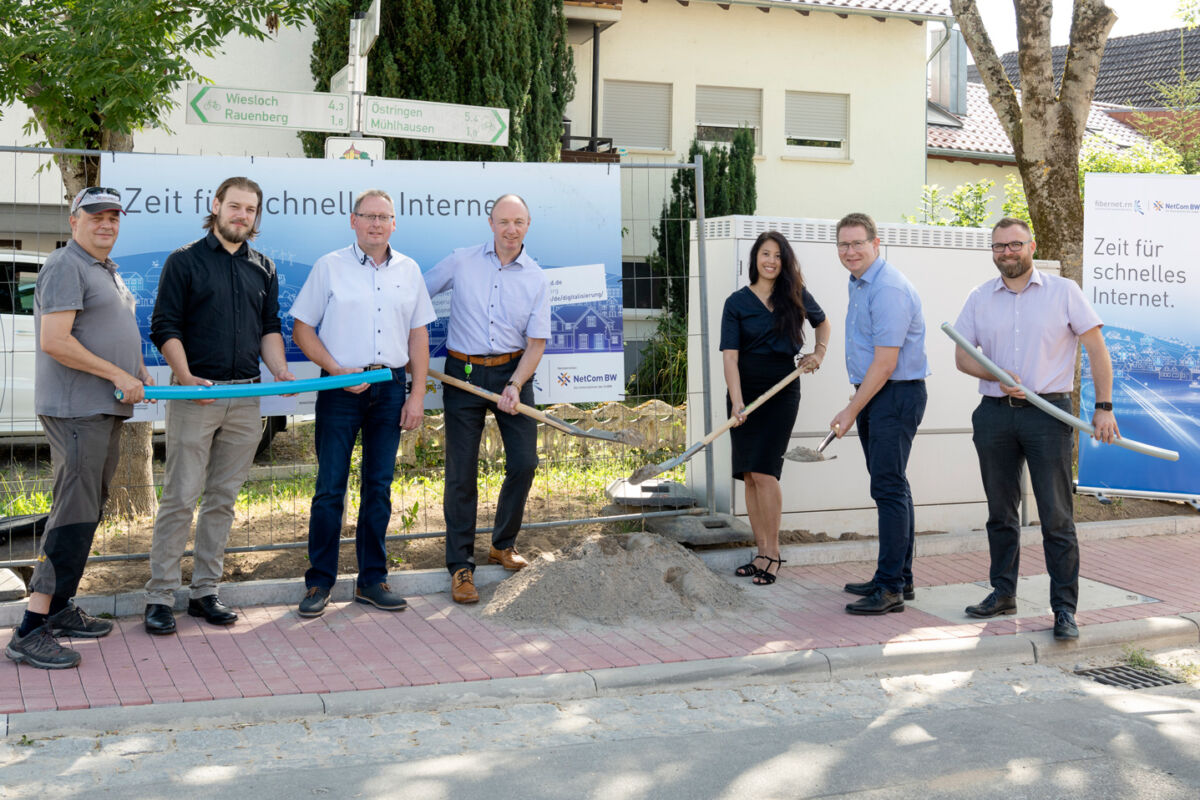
721,231,830,585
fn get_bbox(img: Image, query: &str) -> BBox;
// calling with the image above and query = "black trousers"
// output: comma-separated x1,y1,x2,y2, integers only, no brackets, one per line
442,356,538,574
972,395,1079,613
30,414,123,598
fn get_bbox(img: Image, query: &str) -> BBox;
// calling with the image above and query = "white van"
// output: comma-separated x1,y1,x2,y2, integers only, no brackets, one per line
0,251,44,443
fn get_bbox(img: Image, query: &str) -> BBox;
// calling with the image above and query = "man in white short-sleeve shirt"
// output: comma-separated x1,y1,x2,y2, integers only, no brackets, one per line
289,189,435,618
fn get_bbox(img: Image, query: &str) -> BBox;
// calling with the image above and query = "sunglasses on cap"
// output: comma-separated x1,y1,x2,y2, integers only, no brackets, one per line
70,186,124,214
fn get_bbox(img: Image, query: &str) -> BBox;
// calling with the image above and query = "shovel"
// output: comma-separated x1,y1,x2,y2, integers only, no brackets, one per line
429,369,646,447
785,427,839,463
628,363,806,484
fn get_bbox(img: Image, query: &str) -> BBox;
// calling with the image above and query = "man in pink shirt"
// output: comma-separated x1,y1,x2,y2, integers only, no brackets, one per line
953,217,1119,640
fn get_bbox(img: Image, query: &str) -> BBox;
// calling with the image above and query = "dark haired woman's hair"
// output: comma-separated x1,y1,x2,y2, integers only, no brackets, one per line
748,230,807,347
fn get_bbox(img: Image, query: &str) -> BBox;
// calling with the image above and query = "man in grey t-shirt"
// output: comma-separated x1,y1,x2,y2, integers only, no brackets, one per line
4,187,152,671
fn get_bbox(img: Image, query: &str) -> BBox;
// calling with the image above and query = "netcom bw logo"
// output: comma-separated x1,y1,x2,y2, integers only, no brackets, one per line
1154,200,1164,212
557,372,571,387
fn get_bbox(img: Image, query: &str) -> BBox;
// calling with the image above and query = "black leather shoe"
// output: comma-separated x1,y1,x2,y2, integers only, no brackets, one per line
187,595,238,626
1053,610,1079,640
845,589,904,615
143,603,176,635
844,580,915,601
964,591,1017,619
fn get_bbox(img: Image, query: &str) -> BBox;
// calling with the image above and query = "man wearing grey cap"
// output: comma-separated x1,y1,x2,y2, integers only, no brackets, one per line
5,187,152,670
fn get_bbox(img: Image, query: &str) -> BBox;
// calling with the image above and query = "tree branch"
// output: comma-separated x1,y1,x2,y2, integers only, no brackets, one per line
1058,0,1115,139
951,0,1022,146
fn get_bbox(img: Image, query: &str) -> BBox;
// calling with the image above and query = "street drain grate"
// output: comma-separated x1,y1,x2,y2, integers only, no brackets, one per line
1075,665,1183,689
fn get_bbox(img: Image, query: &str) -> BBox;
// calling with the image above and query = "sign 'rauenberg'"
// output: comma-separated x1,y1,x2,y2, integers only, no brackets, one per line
187,85,350,133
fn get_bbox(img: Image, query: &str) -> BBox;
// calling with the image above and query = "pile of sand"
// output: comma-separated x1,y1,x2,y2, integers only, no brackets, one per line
481,532,752,626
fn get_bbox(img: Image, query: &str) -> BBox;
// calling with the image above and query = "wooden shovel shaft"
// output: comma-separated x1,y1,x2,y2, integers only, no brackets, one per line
704,363,806,446
428,368,569,432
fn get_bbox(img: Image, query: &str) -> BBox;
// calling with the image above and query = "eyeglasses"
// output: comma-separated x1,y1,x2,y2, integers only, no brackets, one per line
836,240,872,253
354,213,394,223
990,240,1031,252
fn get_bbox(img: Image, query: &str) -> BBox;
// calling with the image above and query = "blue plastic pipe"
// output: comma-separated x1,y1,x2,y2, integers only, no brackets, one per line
115,368,394,400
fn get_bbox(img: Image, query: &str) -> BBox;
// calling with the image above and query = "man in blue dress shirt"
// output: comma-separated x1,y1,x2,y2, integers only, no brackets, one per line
424,194,550,604
830,213,930,615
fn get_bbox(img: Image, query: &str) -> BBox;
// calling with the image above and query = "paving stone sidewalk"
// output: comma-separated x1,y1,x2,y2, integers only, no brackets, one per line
3,531,1200,719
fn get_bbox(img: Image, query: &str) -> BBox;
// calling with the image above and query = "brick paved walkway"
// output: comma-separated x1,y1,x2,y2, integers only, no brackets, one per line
3,533,1199,715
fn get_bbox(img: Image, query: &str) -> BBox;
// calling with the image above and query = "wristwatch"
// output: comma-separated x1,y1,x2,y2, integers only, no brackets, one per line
1094,402,1113,411
506,379,522,391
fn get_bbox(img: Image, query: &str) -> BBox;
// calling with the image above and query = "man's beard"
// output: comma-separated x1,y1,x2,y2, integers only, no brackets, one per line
996,256,1031,280
217,218,252,244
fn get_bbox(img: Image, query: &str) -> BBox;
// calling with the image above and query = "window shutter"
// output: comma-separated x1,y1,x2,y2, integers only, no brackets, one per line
695,86,762,128
785,92,848,142
603,80,672,149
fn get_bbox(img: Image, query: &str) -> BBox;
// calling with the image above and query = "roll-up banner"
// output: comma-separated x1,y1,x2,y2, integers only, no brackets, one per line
1080,173,1199,500
101,153,623,418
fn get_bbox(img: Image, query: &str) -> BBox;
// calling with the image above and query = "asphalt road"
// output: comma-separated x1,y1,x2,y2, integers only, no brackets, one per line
3,653,1199,800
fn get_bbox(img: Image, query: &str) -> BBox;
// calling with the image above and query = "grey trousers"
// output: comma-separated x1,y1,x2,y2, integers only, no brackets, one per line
145,396,260,606
29,414,124,598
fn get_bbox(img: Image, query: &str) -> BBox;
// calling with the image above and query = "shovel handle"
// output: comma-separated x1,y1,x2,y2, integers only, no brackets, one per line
707,364,806,446
429,368,566,430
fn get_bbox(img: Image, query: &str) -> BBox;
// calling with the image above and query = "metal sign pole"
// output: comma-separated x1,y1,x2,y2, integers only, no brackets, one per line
348,13,365,136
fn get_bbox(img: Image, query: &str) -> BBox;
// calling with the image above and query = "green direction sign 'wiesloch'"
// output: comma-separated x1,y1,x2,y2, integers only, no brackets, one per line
187,85,351,133
362,96,509,146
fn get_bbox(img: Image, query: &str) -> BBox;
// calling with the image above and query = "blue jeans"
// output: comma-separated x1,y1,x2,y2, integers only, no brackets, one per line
857,380,927,593
305,370,406,590
972,395,1078,613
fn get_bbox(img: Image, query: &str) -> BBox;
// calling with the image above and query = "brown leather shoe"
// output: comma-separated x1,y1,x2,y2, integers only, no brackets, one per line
451,568,479,604
487,546,529,571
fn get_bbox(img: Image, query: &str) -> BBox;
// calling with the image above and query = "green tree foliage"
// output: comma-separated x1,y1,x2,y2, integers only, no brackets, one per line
1133,70,1200,174
628,130,757,403
0,0,327,192
1000,139,1185,237
301,0,573,162
904,179,995,227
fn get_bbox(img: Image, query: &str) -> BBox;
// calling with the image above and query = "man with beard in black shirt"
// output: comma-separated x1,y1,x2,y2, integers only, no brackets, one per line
143,176,294,635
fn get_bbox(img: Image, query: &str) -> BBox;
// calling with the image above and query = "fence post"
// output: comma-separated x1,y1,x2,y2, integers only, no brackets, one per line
692,153,715,515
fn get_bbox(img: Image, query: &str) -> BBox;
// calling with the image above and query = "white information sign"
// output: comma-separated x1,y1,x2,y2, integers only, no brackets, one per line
363,96,509,146
186,85,350,133
324,137,386,160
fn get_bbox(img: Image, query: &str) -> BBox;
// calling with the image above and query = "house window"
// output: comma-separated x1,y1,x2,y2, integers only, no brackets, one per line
603,80,672,150
695,86,761,152
784,91,849,159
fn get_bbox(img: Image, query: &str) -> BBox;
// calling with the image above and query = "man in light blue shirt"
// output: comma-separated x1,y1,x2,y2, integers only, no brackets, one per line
424,194,550,604
830,212,929,615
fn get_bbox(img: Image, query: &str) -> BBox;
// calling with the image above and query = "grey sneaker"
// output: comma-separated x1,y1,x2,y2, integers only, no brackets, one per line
354,582,408,611
47,603,114,638
5,625,82,669
298,586,331,618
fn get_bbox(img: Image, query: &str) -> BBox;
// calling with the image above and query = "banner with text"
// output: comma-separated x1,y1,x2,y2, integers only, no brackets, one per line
1080,172,1199,498
101,153,623,417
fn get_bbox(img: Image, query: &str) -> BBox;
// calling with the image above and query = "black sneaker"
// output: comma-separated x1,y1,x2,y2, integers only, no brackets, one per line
47,603,114,639
298,586,331,618
354,582,408,611
5,625,81,669
1053,610,1079,640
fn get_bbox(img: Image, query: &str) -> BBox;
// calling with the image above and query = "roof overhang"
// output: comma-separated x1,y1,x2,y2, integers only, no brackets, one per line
685,0,951,25
563,2,622,24
927,146,1016,165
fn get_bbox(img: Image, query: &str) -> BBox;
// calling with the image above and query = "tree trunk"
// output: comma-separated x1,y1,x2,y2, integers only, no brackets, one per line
951,0,1115,285
106,421,157,518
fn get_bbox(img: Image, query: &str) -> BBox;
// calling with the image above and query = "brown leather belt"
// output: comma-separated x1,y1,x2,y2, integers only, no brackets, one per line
447,349,523,367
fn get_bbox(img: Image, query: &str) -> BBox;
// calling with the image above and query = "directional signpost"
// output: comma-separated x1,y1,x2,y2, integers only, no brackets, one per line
363,97,509,146
183,0,510,151
187,85,350,133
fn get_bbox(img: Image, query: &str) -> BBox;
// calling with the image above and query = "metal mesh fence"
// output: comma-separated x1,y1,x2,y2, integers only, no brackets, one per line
0,146,706,578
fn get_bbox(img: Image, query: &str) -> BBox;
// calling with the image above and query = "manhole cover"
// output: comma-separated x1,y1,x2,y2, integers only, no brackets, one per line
1075,665,1183,689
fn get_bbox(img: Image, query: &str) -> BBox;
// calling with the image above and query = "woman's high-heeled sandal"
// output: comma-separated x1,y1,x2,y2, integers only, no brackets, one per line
735,554,767,577
753,557,787,585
